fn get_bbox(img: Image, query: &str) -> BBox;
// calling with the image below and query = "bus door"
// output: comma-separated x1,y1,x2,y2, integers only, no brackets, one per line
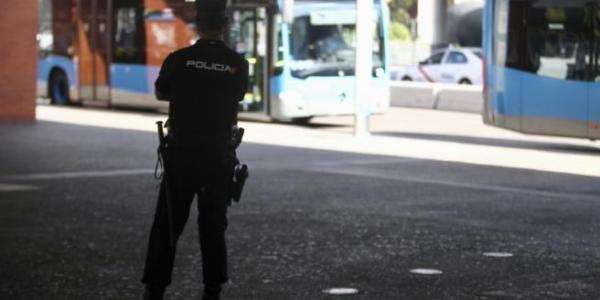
226,6,271,117
78,0,111,105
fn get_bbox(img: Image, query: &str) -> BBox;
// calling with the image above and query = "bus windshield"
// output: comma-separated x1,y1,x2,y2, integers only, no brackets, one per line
289,10,384,78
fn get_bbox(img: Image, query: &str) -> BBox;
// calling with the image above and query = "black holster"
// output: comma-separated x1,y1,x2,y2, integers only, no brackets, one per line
228,126,248,203
230,158,248,203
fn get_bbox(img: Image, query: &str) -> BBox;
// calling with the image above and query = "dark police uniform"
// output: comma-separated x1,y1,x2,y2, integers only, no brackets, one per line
142,38,248,293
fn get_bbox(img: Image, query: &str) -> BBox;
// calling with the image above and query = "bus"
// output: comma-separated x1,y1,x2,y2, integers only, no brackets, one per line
483,0,600,139
37,0,390,122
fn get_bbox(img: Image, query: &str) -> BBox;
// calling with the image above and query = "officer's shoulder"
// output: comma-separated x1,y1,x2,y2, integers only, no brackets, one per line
223,46,248,66
160,49,184,67
170,45,196,58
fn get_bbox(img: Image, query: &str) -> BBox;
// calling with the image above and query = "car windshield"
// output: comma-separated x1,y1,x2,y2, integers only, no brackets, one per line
289,9,384,78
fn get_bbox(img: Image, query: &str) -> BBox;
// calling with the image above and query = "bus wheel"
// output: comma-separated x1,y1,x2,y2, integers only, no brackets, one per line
291,117,312,125
459,78,472,85
49,70,70,105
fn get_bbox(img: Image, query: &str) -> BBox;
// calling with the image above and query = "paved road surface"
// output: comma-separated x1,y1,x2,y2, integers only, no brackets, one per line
1,106,600,299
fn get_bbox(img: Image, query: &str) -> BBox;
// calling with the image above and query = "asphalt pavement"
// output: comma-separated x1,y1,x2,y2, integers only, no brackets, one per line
1,106,600,299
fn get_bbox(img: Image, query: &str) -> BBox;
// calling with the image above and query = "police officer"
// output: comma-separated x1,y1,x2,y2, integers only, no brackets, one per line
141,0,248,299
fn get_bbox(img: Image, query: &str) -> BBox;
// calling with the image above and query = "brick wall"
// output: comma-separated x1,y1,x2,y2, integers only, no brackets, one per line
0,0,38,122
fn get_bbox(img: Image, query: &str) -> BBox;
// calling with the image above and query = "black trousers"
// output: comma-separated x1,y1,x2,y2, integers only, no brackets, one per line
142,147,230,288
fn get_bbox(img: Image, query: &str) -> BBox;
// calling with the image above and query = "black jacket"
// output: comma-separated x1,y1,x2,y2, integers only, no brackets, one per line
155,38,249,152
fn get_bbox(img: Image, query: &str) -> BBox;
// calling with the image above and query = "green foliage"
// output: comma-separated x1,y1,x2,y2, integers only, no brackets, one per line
395,9,410,25
387,0,417,24
387,0,415,41
390,22,411,41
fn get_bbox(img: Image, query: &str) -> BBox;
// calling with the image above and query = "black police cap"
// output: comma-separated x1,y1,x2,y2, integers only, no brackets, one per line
196,0,227,30
196,0,226,17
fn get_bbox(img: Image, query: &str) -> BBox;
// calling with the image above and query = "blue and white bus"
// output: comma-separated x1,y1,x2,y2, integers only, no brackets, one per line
37,0,390,123
483,0,600,139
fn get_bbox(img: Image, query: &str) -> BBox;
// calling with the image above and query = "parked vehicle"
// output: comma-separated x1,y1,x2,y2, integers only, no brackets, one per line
483,0,600,140
391,47,483,85
37,0,390,122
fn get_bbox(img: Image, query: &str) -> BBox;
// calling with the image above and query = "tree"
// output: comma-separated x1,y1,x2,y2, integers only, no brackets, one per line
387,0,416,41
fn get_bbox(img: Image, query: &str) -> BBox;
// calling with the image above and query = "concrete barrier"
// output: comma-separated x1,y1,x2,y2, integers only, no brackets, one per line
390,81,483,113
390,81,436,109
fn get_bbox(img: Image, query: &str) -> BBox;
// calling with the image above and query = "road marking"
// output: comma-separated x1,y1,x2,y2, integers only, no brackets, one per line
309,157,415,167
1,169,154,181
410,268,443,275
483,252,514,258
322,287,359,295
311,167,599,201
0,183,38,192
251,157,417,171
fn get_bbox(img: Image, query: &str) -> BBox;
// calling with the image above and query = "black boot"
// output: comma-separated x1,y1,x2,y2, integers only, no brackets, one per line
202,285,221,300
143,285,166,300
201,292,220,300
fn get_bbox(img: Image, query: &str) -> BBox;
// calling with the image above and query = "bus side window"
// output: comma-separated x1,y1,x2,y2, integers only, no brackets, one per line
273,22,285,76
506,2,525,69
113,4,142,64
508,2,588,81
290,17,309,60
38,0,53,55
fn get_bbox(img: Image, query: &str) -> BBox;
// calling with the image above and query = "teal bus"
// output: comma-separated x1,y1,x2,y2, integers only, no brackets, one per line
483,0,600,139
38,0,390,122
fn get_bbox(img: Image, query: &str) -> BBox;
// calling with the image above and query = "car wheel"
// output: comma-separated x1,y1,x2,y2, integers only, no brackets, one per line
49,69,70,105
459,78,472,85
401,76,413,81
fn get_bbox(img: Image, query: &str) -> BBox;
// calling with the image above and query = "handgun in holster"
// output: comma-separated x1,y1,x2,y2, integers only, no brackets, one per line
230,125,248,203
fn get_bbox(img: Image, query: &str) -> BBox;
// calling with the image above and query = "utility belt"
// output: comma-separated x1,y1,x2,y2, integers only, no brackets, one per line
166,131,228,148
155,122,249,204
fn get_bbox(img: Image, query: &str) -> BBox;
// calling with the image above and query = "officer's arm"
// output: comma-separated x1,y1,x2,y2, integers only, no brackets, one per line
154,53,176,101
155,90,169,101
236,60,249,102
230,60,249,125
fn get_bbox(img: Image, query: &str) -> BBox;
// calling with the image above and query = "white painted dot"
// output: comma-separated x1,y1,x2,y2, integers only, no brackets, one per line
483,252,514,258
322,287,359,295
410,268,443,275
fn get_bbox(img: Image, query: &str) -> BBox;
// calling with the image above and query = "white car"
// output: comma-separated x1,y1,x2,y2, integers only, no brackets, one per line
392,47,483,85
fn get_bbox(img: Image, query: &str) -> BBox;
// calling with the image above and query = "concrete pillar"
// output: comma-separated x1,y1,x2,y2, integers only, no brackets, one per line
0,0,38,121
354,0,373,136
417,0,450,50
